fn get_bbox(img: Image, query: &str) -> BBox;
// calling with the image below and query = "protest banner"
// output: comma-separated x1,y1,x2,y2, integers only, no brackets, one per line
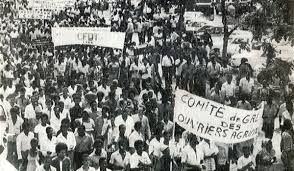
18,8,52,20
27,0,75,11
174,89,264,144
51,27,125,49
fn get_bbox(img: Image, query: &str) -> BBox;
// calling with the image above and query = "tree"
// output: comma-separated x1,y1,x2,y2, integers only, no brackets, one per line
250,0,294,92
221,0,238,59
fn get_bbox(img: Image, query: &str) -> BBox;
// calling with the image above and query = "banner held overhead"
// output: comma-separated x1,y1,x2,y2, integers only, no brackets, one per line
51,27,125,49
174,89,264,144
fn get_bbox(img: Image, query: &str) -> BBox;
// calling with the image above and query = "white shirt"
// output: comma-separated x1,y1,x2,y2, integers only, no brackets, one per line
40,136,57,156
34,123,50,141
149,138,167,158
56,131,76,151
239,77,254,94
24,104,36,119
68,86,77,97
97,85,110,98
175,59,186,76
181,144,203,166
221,82,236,97
16,132,34,159
109,150,131,169
7,116,24,136
237,155,255,171
130,151,151,169
114,115,134,137
35,165,57,171
162,55,174,67
60,96,74,110
50,114,63,133
169,138,185,158
129,131,144,148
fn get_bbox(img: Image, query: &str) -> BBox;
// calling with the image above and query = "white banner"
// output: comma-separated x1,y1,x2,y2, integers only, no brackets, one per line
174,90,264,144
18,9,52,20
52,27,125,49
28,0,75,11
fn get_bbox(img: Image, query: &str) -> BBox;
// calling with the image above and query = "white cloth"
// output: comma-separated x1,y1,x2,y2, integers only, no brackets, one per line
34,124,50,141
40,136,57,156
109,150,131,169
114,115,134,137
130,151,151,169
181,144,203,166
149,138,167,158
221,82,236,97
237,155,255,171
35,165,57,171
129,131,144,148
16,132,34,159
56,131,76,151
239,77,254,94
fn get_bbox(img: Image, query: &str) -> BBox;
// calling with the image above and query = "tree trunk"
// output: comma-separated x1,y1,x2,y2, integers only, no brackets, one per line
221,0,228,58
222,33,229,59
177,0,186,43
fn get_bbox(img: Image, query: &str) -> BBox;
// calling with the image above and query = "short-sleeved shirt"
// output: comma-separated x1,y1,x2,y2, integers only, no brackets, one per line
109,150,131,171
237,155,255,171
130,151,151,169
239,77,254,94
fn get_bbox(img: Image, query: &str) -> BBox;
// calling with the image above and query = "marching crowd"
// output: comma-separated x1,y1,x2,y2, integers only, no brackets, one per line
0,0,294,171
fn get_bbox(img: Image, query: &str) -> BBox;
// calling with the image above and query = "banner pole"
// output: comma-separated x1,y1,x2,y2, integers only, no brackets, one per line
170,90,176,171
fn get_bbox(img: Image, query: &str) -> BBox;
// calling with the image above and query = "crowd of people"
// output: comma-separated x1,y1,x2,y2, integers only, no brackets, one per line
1,0,294,171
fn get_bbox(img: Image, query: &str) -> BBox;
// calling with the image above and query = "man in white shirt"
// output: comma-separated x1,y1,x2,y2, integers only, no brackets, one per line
181,134,204,171
161,53,174,85
114,110,134,137
221,74,236,105
6,106,23,165
109,139,131,171
56,119,76,167
34,114,50,141
130,140,152,170
129,122,144,149
40,127,57,157
239,73,254,100
237,146,255,171
16,122,34,166
60,88,74,111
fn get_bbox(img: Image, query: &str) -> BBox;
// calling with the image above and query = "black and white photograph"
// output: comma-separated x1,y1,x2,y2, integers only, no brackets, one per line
0,0,294,170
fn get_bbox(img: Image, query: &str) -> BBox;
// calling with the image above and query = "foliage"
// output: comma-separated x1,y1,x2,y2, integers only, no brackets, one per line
257,58,294,86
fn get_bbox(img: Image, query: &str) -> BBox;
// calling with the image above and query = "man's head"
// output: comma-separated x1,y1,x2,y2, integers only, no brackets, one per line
119,124,126,135
10,106,19,120
134,121,142,132
242,146,251,158
226,74,233,84
77,125,86,137
46,126,53,138
97,91,105,102
134,140,144,155
189,134,198,147
40,113,48,125
22,122,30,134
56,143,68,160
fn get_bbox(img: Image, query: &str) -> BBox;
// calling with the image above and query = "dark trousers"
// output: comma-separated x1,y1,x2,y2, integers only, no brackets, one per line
217,163,229,171
162,66,173,85
7,141,17,167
